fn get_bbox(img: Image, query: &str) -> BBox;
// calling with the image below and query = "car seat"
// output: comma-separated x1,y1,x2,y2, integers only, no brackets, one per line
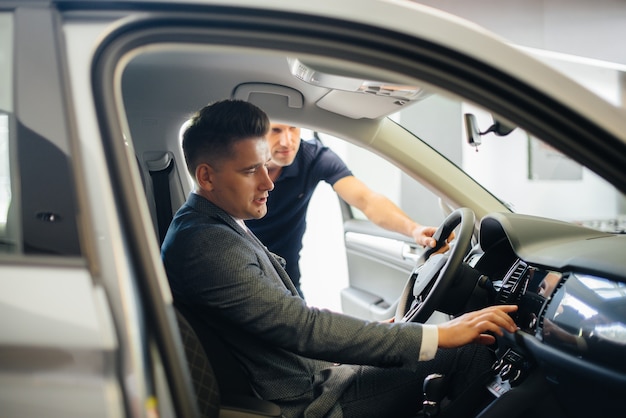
174,305,282,418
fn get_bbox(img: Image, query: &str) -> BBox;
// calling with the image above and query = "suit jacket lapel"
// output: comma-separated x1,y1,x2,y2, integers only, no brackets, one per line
187,193,300,296
241,223,300,297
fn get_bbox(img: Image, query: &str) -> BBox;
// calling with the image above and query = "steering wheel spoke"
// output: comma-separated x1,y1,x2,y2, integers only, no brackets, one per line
412,254,448,296
403,298,423,321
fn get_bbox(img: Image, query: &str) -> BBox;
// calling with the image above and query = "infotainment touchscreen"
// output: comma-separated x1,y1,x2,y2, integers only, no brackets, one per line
541,273,626,371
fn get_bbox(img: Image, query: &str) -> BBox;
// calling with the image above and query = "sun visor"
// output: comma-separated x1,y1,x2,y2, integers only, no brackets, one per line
232,83,304,109
316,90,410,119
288,57,430,119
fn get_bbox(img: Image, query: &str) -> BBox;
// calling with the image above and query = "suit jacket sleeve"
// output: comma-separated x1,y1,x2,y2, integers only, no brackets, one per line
171,219,427,371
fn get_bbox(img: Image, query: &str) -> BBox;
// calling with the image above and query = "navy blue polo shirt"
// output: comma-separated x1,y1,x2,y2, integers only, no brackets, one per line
246,138,352,287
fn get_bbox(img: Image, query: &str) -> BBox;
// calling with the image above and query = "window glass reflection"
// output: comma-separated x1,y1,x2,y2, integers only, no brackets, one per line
0,114,9,230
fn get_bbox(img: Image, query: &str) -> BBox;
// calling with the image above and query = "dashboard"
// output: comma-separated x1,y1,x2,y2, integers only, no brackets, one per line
472,212,626,417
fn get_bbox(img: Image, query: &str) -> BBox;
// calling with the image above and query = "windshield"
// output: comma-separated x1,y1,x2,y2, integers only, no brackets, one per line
310,90,625,234
407,94,625,233
306,49,626,234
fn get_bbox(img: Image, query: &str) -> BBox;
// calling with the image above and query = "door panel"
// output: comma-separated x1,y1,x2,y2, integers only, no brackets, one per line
313,132,448,320
341,220,417,320
330,131,448,321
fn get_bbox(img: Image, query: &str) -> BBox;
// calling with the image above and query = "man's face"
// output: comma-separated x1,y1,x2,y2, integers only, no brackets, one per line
267,124,301,167
205,138,274,220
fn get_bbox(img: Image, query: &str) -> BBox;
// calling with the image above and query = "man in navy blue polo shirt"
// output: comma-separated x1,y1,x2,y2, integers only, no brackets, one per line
246,124,443,298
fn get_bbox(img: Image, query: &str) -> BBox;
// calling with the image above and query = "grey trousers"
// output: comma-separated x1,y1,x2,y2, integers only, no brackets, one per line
276,344,494,418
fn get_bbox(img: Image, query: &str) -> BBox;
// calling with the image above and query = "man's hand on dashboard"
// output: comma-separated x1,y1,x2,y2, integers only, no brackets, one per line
437,305,519,348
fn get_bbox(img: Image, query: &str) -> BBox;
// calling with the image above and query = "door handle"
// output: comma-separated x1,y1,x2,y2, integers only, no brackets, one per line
402,243,419,262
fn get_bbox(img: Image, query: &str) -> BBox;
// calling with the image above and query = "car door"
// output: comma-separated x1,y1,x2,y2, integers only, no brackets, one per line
341,214,423,321
0,3,199,418
0,7,123,417
327,118,465,321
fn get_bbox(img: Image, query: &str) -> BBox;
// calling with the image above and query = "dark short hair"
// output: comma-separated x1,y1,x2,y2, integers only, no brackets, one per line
182,99,269,176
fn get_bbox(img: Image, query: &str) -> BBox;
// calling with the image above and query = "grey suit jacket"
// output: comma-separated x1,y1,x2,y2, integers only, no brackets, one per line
162,193,426,416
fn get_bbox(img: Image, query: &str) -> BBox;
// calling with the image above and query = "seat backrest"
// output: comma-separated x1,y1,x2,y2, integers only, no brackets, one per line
174,308,221,418
174,303,256,400
174,304,283,418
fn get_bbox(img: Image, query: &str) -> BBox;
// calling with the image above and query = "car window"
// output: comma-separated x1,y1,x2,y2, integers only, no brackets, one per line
0,13,14,252
0,113,9,242
306,130,446,227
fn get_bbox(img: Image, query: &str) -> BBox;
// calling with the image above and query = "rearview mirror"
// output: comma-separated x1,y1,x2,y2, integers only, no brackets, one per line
464,113,482,148
464,113,517,150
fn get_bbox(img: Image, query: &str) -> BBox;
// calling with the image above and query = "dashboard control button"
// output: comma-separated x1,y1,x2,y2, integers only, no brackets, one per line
500,363,514,380
491,358,505,373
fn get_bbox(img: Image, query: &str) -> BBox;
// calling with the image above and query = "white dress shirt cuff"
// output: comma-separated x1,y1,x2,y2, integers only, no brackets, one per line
419,324,439,361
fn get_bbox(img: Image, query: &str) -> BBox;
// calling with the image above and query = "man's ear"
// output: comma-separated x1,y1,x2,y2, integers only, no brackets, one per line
196,163,215,191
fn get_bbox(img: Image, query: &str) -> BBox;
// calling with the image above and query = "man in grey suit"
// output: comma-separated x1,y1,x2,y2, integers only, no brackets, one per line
161,99,518,418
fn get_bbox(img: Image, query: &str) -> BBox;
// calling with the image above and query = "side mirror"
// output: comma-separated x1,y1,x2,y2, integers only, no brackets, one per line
464,113,517,150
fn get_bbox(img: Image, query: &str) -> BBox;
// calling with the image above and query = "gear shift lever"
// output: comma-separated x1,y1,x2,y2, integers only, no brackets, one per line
422,373,448,417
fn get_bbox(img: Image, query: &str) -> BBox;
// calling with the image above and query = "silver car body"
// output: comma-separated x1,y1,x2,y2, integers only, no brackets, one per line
1,1,625,417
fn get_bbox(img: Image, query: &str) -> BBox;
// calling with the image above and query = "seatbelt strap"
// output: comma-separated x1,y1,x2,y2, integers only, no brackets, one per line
148,155,175,245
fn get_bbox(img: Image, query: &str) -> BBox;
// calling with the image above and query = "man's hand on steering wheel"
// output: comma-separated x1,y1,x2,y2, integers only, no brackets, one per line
412,225,455,254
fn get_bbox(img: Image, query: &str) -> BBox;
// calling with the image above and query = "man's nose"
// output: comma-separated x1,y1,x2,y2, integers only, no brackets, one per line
260,166,274,191
278,131,293,146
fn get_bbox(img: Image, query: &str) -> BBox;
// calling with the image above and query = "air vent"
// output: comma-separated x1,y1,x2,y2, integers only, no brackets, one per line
498,261,527,304
536,273,568,335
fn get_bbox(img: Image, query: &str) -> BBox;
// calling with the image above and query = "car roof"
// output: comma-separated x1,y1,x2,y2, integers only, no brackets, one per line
41,0,626,145
7,0,626,184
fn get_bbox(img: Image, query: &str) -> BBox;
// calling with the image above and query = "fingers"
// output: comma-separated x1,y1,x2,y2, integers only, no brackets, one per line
474,334,496,345
475,305,518,334
414,226,438,248
435,231,455,251
417,227,456,250
438,305,518,348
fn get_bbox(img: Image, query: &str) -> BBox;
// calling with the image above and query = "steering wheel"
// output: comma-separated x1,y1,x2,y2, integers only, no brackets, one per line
395,208,475,323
